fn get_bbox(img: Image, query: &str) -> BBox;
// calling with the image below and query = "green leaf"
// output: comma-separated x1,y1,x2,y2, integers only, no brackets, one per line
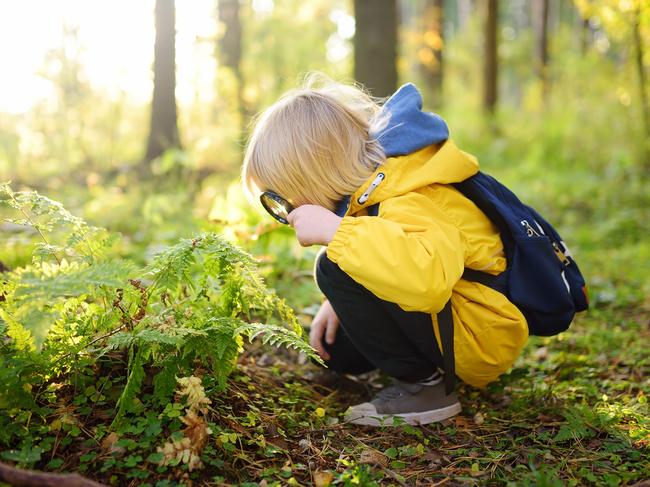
384,447,398,459
1,446,43,464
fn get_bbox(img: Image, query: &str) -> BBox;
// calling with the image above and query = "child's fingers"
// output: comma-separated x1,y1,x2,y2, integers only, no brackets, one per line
325,318,338,345
309,321,330,361
286,210,296,226
286,206,305,226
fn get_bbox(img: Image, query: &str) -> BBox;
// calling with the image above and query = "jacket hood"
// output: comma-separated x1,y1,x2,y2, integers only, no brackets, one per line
372,83,449,157
344,84,479,215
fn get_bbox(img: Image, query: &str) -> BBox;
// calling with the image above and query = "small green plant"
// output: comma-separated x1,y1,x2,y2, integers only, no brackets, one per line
0,182,318,432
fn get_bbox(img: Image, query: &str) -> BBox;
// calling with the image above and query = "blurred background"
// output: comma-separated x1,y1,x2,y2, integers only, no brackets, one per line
1,0,649,310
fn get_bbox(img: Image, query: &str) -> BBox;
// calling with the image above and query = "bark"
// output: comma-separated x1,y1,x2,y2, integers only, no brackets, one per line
483,0,498,114
353,0,398,98
218,0,242,72
580,16,590,54
632,4,650,162
0,461,107,487
145,0,180,162
457,0,472,30
533,0,550,101
217,0,247,138
419,0,444,108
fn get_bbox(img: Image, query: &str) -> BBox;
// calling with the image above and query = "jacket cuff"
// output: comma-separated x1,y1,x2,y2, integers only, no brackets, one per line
326,217,356,263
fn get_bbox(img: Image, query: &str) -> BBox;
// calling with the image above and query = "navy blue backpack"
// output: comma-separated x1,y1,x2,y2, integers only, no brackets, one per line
451,172,589,337
368,171,589,393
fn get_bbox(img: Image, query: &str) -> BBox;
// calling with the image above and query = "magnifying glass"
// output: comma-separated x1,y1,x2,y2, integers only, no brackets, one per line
260,191,295,224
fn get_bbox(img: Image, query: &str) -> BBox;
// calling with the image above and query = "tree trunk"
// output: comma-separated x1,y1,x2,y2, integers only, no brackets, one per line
457,0,472,31
581,17,590,54
533,0,550,101
353,0,398,98
483,0,498,114
419,0,444,108
632,4,650,165
145,0,180,162
217,0,246,140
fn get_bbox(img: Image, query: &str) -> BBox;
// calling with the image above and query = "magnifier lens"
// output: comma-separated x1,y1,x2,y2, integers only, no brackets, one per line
260,192,293,224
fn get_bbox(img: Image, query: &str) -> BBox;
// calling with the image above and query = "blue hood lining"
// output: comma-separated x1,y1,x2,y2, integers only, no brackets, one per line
372,83,449,158
335,83,449,216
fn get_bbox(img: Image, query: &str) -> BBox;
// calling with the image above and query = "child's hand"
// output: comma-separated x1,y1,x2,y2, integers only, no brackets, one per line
310,300,340,360
287,205,342,247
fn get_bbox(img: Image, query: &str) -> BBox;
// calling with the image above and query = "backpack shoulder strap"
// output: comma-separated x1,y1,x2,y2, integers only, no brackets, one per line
366,203,380,217
462,268,498,288
437,301,456,395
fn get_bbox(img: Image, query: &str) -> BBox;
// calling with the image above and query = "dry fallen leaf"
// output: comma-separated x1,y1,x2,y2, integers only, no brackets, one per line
534,346,548,360
176,376,211,413
473,412,485,426
182,409,212,451
313,470,334,487
158,436,203,471
101,432,125,456
359,449,389,467
422,451,445,467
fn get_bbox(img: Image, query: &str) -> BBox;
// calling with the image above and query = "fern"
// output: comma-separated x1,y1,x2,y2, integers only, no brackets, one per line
237,322,323,365
14,259,136,299
146,233,256,291
0,183,316,427
113,346,146,425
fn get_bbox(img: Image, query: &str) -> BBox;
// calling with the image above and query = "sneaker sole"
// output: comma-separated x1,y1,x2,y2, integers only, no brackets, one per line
345,401,462,427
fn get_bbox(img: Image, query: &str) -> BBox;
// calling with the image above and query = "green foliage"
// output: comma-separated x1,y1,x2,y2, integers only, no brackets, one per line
0,183,316,430
1,2,649,483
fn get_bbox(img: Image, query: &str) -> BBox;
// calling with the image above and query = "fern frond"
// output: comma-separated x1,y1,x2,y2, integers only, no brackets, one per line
14,259,135,299
0,308,36,351
113,347,146,426
236,322,323,365
147,233,256,292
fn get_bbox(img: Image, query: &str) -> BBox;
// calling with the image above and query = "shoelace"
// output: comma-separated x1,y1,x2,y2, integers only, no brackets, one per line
419,370,444,386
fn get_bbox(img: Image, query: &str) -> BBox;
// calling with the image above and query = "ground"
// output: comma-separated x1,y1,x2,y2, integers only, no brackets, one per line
5,301,646,486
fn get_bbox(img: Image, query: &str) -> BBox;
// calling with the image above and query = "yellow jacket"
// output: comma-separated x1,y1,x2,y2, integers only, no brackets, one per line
327,140,528,388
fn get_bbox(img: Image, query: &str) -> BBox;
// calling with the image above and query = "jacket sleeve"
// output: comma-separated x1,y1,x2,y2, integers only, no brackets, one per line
326,191,466,314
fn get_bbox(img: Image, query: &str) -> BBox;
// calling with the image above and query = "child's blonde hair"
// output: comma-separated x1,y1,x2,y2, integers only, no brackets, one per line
242,74,387,211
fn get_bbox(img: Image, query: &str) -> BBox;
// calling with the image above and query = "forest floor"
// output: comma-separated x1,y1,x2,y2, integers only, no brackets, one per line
1,152,649,486
9,304,649,487
202,301,649,486
2,297,648,487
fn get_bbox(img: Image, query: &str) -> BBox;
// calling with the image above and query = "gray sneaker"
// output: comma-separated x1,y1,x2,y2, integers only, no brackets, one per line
344,379,461,426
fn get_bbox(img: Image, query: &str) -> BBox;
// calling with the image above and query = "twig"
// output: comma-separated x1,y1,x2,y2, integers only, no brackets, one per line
0,461,107,487
58,323,128,361
381,466,407,486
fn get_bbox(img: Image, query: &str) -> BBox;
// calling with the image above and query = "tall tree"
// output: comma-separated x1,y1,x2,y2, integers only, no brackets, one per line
418,0,444,108
532,0,550,101
217,0,246,134
353,0,398,98
145,0,180,162
579,15,591,54
632,3,650,163
483,0,498,114
457,0,472,31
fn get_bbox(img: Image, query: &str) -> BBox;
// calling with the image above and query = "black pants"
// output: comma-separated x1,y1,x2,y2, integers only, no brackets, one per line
314,251,443,383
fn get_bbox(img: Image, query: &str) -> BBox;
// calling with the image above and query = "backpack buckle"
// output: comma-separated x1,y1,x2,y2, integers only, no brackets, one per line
520,219,541,237
552,241,571,266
